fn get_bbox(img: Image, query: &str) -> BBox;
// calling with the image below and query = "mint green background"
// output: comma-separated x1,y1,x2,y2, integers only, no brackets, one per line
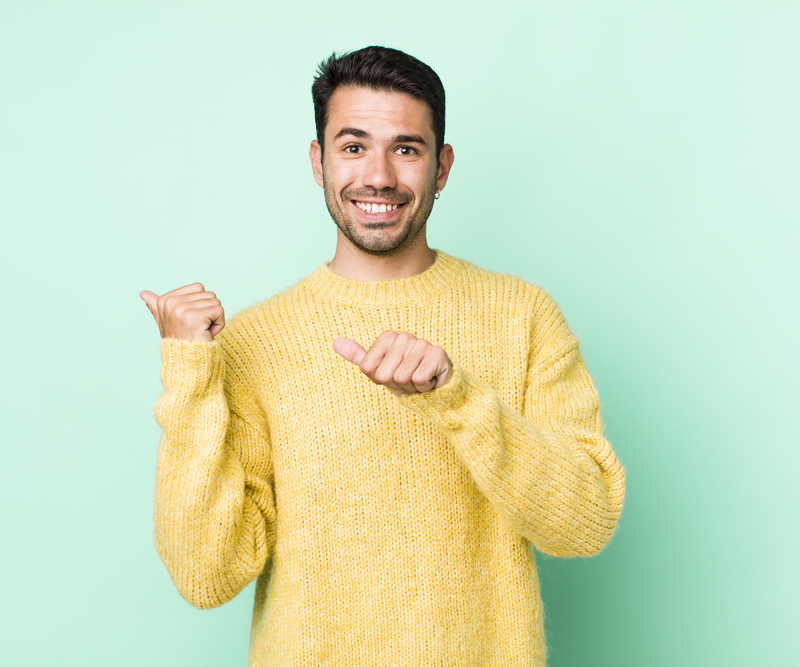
1,1,798,665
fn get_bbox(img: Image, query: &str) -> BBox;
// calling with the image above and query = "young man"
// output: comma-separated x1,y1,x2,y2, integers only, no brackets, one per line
141,46,625,666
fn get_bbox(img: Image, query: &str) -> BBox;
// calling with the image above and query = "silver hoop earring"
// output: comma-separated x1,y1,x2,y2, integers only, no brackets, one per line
434,190,441,200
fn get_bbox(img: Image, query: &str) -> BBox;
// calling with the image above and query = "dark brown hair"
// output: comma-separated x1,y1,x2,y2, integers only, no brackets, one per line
312,46,446,159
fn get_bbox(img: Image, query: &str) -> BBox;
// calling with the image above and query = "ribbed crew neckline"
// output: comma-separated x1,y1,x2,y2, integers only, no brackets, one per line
302,250,462,308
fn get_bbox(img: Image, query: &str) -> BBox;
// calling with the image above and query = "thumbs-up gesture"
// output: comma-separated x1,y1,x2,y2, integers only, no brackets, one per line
139,283,225,342
333,331,452,397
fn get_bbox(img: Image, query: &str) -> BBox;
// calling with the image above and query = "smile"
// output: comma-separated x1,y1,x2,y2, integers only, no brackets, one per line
353,201,403,213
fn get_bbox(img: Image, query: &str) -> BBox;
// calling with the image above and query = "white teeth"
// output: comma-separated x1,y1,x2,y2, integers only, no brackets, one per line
356,201,399,213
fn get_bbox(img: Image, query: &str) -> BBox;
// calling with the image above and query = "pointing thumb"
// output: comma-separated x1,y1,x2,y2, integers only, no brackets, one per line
139,290,160,323
333,337,367,365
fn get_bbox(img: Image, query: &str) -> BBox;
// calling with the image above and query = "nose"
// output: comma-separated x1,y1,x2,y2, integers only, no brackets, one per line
361,151,397,191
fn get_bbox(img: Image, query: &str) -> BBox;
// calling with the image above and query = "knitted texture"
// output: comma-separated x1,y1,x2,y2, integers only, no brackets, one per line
153,251,625,666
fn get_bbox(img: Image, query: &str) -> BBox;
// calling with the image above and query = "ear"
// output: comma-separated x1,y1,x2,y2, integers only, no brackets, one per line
310,140,324,188
435,144,455,194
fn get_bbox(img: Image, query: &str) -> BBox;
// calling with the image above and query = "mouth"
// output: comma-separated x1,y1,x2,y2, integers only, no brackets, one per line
350,199,407,223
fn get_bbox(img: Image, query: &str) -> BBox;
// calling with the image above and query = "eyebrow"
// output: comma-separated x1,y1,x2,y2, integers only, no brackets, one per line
332,127,429,147
334,127,369,140
394,134,428,146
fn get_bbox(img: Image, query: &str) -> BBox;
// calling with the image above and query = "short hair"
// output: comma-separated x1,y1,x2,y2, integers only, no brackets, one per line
312,46,446,159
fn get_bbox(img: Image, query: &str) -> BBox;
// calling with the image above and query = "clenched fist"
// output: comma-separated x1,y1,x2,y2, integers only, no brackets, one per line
333,331,452,397
140,283,225,342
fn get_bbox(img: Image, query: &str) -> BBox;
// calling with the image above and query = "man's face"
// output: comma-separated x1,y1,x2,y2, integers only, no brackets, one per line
310,86,453,256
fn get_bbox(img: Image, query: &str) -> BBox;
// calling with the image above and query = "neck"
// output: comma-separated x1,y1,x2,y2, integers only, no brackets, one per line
328,233,436,282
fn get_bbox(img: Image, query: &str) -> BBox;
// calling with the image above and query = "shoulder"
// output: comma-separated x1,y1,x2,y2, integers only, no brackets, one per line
445,253,577,353
214,273,316,358
444,253,553,311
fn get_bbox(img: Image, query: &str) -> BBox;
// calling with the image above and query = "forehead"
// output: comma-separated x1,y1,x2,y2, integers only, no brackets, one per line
326,86,434,141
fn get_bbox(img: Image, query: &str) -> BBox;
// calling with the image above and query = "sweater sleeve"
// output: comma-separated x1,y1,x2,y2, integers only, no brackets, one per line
153,338,277,609
398,292,625,558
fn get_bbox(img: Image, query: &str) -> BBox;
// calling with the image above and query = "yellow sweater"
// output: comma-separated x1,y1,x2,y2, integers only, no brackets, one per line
154,251,625,666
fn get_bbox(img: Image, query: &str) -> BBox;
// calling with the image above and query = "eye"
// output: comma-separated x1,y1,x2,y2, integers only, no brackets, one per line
344,145,363,154
396,146,417,156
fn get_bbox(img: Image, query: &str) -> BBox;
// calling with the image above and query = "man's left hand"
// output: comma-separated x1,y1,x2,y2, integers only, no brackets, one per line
333,331,453,397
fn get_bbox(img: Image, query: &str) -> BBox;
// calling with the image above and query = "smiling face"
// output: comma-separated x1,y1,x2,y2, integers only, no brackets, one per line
310,86,453,257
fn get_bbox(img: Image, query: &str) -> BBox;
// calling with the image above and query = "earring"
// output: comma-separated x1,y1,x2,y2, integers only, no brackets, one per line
434,190,441,200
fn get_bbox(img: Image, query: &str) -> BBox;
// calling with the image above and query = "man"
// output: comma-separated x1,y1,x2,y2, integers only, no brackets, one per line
141,46,625,666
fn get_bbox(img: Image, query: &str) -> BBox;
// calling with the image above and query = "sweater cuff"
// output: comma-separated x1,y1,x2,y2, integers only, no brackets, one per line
160,338,223,397
398,359,473,422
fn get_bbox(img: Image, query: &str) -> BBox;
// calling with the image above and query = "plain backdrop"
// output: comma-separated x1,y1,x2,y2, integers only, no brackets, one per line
1,1,798,665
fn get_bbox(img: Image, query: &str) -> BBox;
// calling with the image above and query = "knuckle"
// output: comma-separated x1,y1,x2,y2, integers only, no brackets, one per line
373,368,392,384
411,368,430,383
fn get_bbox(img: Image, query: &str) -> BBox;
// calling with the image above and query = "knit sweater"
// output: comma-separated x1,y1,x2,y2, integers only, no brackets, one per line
153,251,625,666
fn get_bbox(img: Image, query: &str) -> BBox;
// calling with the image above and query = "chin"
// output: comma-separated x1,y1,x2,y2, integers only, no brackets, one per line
348,233,410,256
348,222,426,257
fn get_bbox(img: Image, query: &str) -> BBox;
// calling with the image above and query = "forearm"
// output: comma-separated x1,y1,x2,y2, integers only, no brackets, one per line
154,339,275,608
400,360,625,557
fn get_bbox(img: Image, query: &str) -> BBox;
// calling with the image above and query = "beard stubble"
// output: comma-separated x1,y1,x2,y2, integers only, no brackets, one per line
323,178,437,257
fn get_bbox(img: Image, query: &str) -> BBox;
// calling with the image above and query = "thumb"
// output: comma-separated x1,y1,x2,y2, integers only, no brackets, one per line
332,337,367,365
139,290,160,324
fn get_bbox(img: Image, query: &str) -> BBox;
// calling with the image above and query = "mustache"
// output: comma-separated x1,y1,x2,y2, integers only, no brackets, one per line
343,187,411,204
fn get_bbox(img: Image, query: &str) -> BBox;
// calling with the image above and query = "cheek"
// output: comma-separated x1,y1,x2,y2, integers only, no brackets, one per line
401,163,436,192
325,159,360,188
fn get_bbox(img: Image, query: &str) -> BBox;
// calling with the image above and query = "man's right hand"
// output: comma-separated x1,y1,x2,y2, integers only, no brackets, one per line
140,283,225,341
